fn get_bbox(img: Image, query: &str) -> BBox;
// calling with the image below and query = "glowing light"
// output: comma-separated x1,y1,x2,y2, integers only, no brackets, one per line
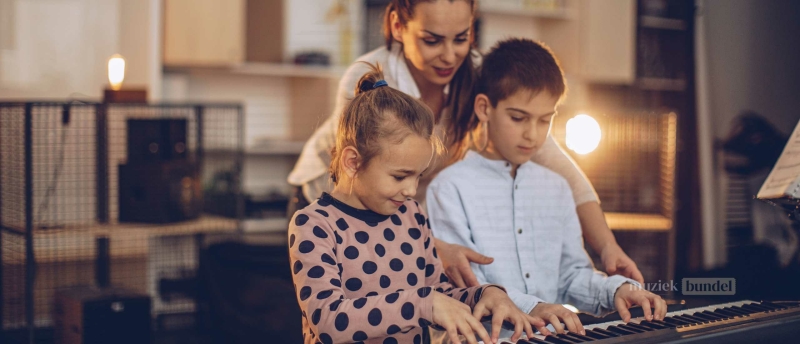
563,304,579,313
565,114,601,154
108,54,126,90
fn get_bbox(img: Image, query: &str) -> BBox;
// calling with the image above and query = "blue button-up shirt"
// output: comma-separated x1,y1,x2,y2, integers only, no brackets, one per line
427,151,637,316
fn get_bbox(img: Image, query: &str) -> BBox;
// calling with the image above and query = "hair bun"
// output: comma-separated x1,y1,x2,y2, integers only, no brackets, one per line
354,62,386,96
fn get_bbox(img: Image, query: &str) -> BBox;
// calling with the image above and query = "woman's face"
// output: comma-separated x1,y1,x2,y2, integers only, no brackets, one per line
391,0,473,87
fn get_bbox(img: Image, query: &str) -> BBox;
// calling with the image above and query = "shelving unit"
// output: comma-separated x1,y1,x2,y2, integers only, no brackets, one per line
165,62,346,80
478,2,572,19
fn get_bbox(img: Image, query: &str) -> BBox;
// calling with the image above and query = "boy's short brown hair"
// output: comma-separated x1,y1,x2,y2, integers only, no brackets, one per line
478,38,567,107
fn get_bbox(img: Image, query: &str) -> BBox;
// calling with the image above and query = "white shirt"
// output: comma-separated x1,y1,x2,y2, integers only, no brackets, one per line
426,151,638,316
287,44,598,206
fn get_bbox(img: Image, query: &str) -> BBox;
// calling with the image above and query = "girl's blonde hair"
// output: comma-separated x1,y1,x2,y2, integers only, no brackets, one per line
330,63,443,184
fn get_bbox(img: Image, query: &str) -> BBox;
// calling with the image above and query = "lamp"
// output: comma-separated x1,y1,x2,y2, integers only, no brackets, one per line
566,114,602,155
103,53,147,103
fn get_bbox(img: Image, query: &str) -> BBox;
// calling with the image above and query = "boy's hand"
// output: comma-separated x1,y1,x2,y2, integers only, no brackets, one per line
435,238,494,288
614,283,667,322
472,287,550,343
601,245,645,285
529,302,584,335
432,291,491,344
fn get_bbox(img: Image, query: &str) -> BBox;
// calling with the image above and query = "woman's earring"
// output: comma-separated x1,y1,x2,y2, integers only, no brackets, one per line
469,121,489,152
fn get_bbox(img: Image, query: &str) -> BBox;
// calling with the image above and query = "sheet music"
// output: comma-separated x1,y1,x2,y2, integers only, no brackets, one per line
758,119,800,199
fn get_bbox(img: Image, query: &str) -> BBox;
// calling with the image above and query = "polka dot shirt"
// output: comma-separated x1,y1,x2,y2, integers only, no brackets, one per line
289,193,501,344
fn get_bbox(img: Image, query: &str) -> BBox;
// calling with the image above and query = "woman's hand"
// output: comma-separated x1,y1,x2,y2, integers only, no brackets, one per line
529,302,585,335
432,292,492,344
472,287,550,343
601,245,645,285
614,283,667,322
434,238,494,287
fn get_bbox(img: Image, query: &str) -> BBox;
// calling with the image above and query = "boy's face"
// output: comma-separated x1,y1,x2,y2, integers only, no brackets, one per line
476,89,559,167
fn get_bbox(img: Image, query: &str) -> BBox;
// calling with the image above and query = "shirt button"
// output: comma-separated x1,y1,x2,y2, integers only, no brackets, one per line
525,273,530,278
515,185,518,190
517,228,522,234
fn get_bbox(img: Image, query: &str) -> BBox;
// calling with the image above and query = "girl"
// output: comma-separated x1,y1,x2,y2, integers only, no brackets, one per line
288,66,547,344
287,0,643,287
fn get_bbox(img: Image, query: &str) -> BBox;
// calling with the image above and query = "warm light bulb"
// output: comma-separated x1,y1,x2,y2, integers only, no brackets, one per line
565,114,601,154
563,304,579,313
108,54,125,90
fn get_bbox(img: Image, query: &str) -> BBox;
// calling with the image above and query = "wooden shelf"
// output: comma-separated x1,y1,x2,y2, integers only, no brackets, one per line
637,77,687,91
478,2,572,19
640,16,687,31
23,216,239,263
605,212,672,231
164,62,346,79
205,140,305,157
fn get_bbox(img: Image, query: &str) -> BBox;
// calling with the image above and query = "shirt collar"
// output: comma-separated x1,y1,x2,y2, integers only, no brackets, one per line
463,150,532,177
320,192,391,226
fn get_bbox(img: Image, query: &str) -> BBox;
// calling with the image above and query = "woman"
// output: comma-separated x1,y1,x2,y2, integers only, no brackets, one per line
288,0,643,287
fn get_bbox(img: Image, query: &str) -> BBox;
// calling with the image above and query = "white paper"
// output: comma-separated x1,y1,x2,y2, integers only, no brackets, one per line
757,119,800,199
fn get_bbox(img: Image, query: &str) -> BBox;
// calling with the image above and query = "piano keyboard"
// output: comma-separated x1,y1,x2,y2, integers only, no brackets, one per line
481,300,800,344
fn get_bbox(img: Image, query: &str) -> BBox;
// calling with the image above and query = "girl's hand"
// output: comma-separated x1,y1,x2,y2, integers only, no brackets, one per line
472,287,550,343
614,283,667,322
432,291,492,344
435,238,494,288
529,302,584,335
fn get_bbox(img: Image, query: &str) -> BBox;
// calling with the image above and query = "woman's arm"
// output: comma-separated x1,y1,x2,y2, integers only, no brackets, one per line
577,202,644,284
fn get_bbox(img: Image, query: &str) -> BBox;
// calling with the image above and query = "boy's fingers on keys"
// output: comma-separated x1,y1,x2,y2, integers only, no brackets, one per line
510,314,524,342
472,303,489,321
639,295,654,321
560,312,580,335
615,297,632,322
569,312,585,335
518,314,533,342
527,315,550,336
545,313,565,334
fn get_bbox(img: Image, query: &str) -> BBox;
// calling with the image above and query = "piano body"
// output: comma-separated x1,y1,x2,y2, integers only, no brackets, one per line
484,300,800,344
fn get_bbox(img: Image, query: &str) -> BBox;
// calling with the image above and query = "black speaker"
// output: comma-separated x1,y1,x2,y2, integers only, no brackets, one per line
54,286,151,344
118,160,202,223
126,119,188,163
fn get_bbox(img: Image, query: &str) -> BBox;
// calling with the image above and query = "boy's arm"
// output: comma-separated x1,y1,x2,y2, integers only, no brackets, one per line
426,181,544,313
554,183,641,316
289,210,436,343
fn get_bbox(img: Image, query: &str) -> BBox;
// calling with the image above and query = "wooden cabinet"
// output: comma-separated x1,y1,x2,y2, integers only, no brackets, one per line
163,0,246,66
579,0,637,84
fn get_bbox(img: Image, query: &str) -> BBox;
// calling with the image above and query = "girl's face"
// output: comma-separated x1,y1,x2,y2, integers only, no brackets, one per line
391,1,473,88
476,89,559,169
352,134,434,215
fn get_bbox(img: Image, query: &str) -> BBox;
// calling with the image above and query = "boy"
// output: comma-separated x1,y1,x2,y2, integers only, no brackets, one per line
426,38,666,335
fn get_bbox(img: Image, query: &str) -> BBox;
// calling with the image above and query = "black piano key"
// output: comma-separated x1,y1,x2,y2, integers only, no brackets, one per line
691,312,718,321
682,314,709,323
543,335,578,344
759,302,787,310
625,322,653,332
742,303,771,313
702,310,729,320
638,320,669,330
564,332,594,342
662,316,692,326
714,308,745,317
649,319,676,328
722,307,751,316
617,324,645,333
593,328,621,337
607,325,637,335
583,330,611,340
730,306,757,314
